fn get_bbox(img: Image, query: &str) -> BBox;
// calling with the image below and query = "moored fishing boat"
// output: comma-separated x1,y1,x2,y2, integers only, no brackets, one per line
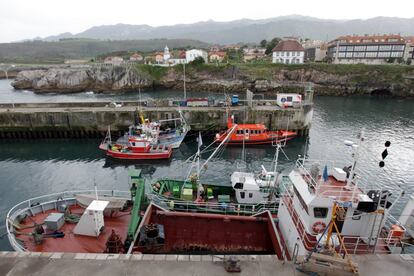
215,115,297,145
99,128,172,160
117,110,190,149
148,128,282,215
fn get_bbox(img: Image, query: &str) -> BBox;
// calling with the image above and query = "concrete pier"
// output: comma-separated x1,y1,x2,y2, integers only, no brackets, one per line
0,102,313,139
0,252,413,276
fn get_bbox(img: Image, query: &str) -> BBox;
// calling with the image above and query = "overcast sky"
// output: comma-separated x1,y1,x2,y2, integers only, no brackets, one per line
1,0,413,43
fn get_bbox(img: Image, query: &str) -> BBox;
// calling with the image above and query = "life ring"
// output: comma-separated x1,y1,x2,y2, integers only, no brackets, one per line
312,221,327,234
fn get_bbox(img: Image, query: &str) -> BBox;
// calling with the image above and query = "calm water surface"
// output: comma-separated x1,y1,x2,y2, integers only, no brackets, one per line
0,80,413,251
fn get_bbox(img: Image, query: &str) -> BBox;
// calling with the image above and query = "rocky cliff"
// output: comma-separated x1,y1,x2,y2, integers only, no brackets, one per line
11,64,414,98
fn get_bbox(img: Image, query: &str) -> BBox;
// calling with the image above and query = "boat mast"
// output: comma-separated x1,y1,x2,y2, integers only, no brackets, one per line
195,125,237,197
138,86,142,112
346,129,365,202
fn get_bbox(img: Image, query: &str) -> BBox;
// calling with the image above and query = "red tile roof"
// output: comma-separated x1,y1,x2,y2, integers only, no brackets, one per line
272,40,304,52
209,51,226,57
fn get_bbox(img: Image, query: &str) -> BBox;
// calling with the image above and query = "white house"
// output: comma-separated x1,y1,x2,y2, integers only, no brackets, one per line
185,49,208,63
103,56,124,65
272,40,305,64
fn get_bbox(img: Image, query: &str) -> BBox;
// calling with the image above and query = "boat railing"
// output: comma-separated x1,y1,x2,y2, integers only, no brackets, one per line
147,193,279,215
295,158,387,198
279,176,406,255
6,189,130,252
294,158,321,191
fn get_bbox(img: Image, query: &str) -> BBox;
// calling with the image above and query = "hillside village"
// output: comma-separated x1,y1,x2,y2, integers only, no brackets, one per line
98,34,414,66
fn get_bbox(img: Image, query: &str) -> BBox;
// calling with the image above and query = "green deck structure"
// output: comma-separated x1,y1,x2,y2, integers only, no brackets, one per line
124,169,145,250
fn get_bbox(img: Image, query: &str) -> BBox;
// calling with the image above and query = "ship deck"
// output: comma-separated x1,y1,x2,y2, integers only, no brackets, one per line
14,205,131,253
315,175,364,202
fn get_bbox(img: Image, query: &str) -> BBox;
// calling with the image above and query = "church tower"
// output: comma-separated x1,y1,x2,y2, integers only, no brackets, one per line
163,45,170,62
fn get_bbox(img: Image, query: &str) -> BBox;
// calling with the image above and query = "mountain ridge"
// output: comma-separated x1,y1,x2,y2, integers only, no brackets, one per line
36,15,414,44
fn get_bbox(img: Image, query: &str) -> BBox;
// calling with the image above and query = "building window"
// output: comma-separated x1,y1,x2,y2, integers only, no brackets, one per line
392,45,404,51
365,52,378,58
354,46,366,51
249,193,253,198
354,52,365,58
379,45,392,51
366,45,379,51
378,52,391,58
346,46,354,51
391,52,403,57
339,46,347,51
314,207,328,218
287,52,290,57
240,192,245,199
345,52,353,58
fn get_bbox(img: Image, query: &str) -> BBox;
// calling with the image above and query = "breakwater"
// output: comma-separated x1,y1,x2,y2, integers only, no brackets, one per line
0,102,312,139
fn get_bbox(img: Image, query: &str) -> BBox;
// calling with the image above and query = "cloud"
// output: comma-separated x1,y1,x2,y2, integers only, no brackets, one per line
0,0,413,43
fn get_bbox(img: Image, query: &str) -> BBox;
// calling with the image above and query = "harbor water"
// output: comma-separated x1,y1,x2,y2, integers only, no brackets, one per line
0,79,413,251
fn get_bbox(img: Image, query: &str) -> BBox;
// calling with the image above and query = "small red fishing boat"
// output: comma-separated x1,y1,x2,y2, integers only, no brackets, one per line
99,129,172,160
215,115,297,145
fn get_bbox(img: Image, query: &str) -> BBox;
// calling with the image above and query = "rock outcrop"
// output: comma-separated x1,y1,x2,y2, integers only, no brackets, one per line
12,66,153,93
11,64,414,98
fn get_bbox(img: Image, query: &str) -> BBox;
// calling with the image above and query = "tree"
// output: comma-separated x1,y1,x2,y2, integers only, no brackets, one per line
189,56,205,65
407,59,412,65
265,37,282,55
260,39,267,48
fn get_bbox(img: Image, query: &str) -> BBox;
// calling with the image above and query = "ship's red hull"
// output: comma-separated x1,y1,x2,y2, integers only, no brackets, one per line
99,143,172,160
215,130,297,145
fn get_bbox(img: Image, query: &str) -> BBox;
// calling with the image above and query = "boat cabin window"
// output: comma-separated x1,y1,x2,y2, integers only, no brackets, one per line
237,130,243,135
352,210,362,220
132,142,136,146
240,192,245,199
313,207,328,218
249,193,253,198
287,96,293,102
234,182,243,189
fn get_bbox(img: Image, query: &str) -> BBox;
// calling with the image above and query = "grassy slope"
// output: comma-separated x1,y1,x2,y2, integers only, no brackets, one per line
0,39,209,64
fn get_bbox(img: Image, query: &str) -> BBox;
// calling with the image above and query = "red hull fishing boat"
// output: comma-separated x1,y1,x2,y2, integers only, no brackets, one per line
215,115,297,145
99,128,172,160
